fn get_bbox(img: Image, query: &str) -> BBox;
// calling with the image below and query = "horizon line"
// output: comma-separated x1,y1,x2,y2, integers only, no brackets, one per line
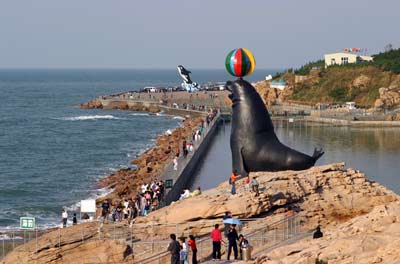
0,66,286,71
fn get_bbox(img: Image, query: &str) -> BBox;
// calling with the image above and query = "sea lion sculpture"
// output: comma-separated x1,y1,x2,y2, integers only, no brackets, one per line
228,79,324,176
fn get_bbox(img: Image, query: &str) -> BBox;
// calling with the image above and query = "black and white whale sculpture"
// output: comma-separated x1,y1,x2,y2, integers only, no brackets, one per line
228,79,324,176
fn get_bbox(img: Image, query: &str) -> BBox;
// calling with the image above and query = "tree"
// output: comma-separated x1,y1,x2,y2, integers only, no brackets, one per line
384,43,393,52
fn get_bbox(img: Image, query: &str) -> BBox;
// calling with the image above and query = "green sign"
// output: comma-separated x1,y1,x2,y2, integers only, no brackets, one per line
165,179,173,189
20,217,35,230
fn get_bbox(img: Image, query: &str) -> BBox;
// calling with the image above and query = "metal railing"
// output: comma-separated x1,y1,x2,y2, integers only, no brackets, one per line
0,228,40,260
134,213,304,264
1,212,304,263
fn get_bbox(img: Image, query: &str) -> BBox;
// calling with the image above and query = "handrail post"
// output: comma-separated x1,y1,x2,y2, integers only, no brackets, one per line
261,230,264,245
113,221,116,240
2,233,5,259
200,239,202,260
36,228,38,256
12,230,15,250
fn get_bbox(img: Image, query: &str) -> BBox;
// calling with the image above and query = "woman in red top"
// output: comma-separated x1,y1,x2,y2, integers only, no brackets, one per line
210,224,222,259
188,235,197,264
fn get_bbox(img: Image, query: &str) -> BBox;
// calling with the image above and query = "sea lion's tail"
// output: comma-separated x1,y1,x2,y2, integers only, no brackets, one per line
312,148,324,161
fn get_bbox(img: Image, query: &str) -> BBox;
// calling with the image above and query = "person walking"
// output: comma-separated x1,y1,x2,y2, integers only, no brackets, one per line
72,213,77,225
230,171,237,195
251,176,260,197
188,235,198,264
223,211,232,237
62,209,68,228
116,202,123,221
173,156,178,171
101,199,110,223
167,234,180,264
227,225,239,260
210,224,222,260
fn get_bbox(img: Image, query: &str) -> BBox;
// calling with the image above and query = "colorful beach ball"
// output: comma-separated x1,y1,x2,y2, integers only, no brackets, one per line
225,48,256,77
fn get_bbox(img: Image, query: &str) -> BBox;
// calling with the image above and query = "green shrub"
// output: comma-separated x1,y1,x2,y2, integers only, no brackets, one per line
295,60,325,75
329,87,348,102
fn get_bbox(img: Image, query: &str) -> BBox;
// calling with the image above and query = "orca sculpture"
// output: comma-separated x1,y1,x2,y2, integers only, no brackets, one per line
177,65,192,84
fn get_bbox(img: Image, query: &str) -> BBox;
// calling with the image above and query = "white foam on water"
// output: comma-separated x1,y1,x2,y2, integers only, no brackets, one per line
0,234,23,241
173,116,185,120
63,187,113,213
58,115,122,121
130,113,150,116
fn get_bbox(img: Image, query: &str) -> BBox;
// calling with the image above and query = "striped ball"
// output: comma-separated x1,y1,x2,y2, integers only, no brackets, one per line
225,48,256,77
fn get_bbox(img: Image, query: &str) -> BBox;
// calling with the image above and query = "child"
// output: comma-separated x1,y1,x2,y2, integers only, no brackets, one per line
179,237,188,264
179,245,188,264
245,176,250,191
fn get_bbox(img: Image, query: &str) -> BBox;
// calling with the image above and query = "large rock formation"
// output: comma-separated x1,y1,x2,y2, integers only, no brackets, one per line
1,223,134,264
135,163,397,239
374,75,400,110
3,163,398,263
256,201,400,264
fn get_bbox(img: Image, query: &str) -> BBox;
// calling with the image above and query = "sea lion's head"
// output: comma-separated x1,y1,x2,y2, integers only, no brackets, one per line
226,79,255,104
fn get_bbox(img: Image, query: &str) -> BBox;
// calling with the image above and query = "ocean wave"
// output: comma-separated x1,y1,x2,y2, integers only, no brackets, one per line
130,113,150,116
58,115,122,121
173,116,185,120
64,187,112,213
0,234,23,241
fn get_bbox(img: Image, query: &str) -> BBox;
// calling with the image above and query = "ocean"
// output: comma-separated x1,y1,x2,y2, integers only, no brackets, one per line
0,68,274,228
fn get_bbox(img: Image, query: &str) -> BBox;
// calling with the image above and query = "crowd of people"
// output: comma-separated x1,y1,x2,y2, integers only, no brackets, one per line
173,109,218,171
99,180,166,224
168,211,251,263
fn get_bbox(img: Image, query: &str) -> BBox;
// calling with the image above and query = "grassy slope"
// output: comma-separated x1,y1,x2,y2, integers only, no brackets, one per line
290,66,394,107
286,49,400,108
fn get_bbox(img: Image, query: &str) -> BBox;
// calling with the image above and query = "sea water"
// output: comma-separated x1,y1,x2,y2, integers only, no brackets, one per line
0,68,272,228
191,122,400,194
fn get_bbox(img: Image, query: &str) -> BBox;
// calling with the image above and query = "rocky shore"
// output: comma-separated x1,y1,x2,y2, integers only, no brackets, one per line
80,91,230,203
98,115,207,200
3,163,399,263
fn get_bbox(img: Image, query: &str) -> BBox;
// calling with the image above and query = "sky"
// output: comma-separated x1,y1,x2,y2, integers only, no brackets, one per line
0,0,399,69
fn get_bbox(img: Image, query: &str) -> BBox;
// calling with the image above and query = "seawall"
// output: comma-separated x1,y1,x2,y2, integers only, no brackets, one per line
162,112,223,204
305,116,400,127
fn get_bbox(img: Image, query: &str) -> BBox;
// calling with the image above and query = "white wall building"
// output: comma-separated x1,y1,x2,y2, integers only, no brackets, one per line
324,52,373,67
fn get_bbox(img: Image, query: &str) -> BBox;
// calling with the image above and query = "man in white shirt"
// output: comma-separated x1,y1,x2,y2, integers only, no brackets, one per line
62,209,68,228
141,183,148,194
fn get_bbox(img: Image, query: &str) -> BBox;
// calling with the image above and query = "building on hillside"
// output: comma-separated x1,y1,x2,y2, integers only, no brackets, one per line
324,52,373,67
270,79,287,90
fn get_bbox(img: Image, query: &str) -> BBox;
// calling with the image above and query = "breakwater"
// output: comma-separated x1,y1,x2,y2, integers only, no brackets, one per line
161,111,222,204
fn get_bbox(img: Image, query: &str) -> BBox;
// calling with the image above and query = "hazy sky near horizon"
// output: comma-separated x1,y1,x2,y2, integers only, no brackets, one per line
0,0,399,69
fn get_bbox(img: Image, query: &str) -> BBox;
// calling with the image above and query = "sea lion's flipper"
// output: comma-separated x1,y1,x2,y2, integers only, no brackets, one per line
312,148,324,161
231,145,248,177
